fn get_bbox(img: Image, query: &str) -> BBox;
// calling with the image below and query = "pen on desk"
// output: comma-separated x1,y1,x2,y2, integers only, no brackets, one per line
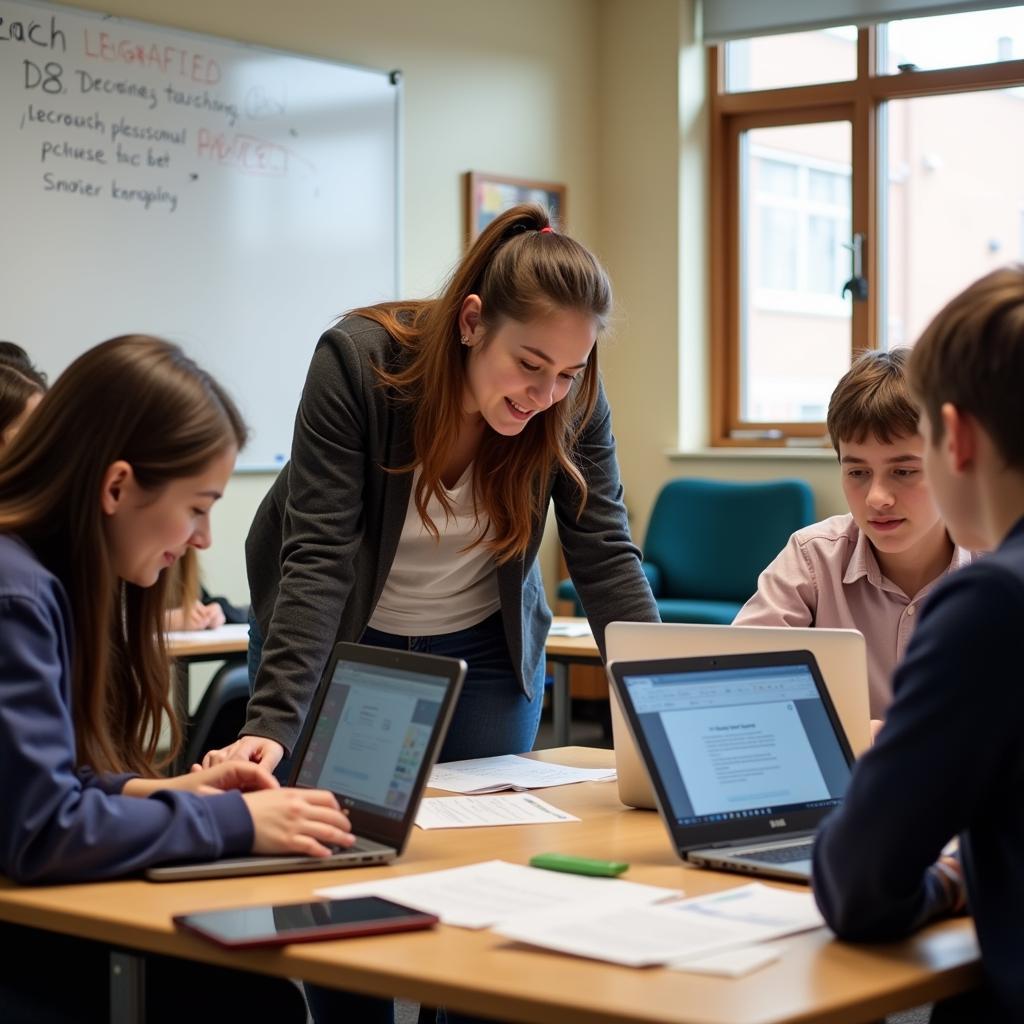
530,852,630,876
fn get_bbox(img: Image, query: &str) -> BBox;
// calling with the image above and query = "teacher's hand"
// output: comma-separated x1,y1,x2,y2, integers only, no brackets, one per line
202,735,285,772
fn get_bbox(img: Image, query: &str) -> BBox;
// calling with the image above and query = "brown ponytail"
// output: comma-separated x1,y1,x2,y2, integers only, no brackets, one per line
353,204,611,563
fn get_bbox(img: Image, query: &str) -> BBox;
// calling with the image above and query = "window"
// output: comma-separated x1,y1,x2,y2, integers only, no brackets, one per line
710,6,1024,445
725,27,858,92
743,131,853,423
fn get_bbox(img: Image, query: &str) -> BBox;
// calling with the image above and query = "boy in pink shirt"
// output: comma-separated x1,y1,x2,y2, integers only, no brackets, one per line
734,349,973,718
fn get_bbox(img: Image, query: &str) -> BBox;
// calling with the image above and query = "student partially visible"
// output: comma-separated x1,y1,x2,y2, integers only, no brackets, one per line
0,363,45,446
164,547,228,630
0,340,47,388
734,349,973,719
0,336,353,1021
813,266,1024,1022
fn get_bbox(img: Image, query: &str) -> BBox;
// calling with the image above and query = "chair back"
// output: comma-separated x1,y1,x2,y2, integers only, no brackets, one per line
644,477,814,602
183,662,251,767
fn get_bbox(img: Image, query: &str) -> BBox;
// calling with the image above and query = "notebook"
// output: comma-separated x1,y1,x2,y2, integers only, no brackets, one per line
146,642,465,881
605,622,869,809
608,650,853,882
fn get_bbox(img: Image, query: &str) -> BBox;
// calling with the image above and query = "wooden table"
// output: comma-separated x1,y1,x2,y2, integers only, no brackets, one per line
0,748,980,1024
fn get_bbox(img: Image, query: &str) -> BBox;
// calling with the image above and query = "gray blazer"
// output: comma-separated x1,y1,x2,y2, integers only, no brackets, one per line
243,316,658,753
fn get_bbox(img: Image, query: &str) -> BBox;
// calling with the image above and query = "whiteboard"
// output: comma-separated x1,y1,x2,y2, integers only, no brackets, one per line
0,0,400,469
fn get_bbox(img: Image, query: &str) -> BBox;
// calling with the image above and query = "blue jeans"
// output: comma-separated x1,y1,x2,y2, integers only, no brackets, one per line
361,611,545,761
250,610,542,1024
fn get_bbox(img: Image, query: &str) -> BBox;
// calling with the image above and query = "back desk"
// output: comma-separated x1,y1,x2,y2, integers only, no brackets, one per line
0,748,980,1024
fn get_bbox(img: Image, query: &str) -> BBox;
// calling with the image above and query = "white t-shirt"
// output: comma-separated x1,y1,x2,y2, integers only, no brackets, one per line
367,465,501,635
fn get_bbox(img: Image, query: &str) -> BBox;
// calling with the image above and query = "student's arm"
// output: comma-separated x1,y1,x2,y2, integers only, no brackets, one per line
552,381,660,656
732,532,817,627
122,761,278,798
164,599,225,632
0,594,252,884
239,328,371,756
812,563,1024,938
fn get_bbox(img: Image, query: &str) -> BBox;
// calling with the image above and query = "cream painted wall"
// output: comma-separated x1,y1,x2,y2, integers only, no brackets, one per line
56,0,603,603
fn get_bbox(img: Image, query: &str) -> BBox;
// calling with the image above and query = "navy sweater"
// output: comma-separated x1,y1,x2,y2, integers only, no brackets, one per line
0,535,252,884
813,517,1024,1020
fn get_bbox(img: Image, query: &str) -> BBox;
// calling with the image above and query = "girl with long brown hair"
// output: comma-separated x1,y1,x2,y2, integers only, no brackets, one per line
208,203,658,780
0,335,354,1021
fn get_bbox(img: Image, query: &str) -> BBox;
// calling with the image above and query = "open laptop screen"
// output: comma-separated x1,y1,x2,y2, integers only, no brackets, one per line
615,652,852,844
295,657,449,822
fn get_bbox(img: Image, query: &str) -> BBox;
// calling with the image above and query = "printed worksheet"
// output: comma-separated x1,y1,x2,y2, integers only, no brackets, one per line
415,793,580,829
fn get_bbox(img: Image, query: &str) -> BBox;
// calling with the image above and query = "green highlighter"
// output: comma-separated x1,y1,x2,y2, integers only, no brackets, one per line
529,852,629,877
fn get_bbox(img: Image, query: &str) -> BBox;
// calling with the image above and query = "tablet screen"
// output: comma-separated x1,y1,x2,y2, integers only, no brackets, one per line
175,896,436,948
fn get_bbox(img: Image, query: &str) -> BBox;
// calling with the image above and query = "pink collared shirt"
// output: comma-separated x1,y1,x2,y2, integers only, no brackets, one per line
734,513,975,717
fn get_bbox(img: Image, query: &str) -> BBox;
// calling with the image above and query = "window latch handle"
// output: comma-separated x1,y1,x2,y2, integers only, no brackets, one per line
841,233,868,302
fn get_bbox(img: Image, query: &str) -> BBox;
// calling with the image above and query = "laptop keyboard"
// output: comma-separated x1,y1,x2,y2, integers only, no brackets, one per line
329,837,385,855
741,842,814,865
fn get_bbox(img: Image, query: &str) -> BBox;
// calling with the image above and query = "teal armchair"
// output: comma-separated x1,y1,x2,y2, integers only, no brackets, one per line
558,477,815,625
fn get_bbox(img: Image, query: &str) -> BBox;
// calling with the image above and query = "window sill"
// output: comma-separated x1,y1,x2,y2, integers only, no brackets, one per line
666,446,836,461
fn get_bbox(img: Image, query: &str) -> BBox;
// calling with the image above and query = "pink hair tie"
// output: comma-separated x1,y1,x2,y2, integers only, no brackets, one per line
539,226,553,234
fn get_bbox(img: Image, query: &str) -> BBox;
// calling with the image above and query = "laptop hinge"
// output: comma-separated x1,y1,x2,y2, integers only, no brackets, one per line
685,830,817,853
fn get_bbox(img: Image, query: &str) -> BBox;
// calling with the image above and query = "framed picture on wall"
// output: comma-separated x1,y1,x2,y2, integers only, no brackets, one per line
464,172,567,247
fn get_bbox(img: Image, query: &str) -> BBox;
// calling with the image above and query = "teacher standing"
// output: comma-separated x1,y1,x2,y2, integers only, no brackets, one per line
205,204,658,775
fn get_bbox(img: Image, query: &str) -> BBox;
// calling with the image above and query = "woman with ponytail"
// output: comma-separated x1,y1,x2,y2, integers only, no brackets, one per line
208,203,658,781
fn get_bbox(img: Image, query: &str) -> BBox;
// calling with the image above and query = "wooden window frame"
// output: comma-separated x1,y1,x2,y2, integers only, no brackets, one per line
709,25,1024,447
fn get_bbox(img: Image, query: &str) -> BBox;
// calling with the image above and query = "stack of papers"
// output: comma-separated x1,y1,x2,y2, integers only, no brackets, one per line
315,859,680,930
429,754,616,794
416,794,579,829
493,882,824,967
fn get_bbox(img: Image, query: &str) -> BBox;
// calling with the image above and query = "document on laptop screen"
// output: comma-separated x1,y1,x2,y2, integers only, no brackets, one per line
624,664,849,824
296,661,445,817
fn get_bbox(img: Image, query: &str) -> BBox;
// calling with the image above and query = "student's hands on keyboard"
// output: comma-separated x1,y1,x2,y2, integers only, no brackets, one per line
244,788,354,858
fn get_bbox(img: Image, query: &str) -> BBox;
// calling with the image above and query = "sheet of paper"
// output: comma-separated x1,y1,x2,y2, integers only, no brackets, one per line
493,882,824,967
429,754,616,794
669,882,823,934
668,945,781,977
415,793,580,829
315,859,680,929
165,622,250,645
547,621,593,637
495,901,749,967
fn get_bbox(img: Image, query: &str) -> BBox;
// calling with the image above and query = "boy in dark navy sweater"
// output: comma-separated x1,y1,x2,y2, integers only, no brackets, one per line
812,265,1024,1022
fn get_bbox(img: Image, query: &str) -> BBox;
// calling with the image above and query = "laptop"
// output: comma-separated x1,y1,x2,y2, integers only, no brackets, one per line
608,650,853,882
146,642,466,881
605,622,868,809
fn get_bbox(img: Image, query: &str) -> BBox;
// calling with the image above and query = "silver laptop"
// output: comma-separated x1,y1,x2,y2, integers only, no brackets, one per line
608,650,853,882
606,623,869,809
146,643,465,881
